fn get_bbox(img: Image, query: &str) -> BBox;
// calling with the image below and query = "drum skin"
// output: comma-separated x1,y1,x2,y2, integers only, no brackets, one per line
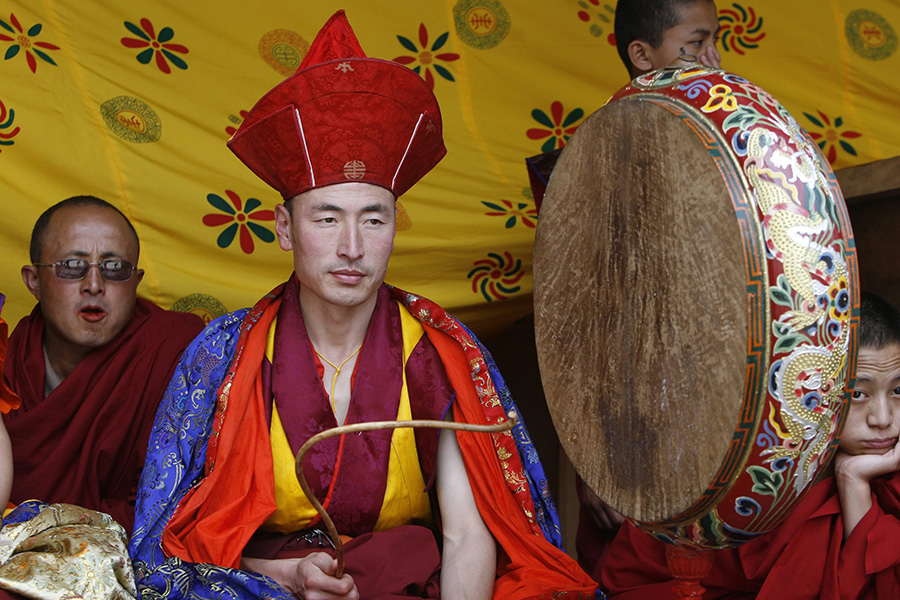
533,66,859,549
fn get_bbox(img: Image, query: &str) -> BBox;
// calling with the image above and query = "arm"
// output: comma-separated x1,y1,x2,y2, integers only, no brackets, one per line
834,444,900,539
436,409,496,600
0,417,10,508
581,481,625,531
241,554,357,600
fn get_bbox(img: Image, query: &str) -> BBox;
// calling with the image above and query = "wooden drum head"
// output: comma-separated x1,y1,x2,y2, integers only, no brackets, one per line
534,67,858,548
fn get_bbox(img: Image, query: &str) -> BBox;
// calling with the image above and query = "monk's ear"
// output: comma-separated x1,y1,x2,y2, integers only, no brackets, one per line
628,39,655,76
274,203,293,251
21,265,41,301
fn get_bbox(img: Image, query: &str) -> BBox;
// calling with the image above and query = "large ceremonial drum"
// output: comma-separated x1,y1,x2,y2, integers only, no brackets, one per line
533,66,859,549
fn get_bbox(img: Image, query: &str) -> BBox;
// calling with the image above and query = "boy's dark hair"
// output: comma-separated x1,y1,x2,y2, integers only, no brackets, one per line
614,0,712,76
30,195,139,263
858,292,900,350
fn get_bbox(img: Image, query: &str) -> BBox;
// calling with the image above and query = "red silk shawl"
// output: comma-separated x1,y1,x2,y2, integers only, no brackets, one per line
162,283,598,598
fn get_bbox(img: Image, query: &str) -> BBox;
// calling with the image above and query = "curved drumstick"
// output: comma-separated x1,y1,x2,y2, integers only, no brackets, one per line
294,411,519,578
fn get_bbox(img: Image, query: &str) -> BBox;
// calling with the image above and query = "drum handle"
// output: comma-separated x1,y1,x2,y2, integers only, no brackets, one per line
294,411,518,578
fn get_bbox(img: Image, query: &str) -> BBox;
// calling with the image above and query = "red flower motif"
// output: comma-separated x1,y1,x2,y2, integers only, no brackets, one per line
718,3,766,55
202,190,276,254
393,24,460,90
121,18,189,74
0,97,19,153
0,13,60,74
526,101,584,152
482,199,539,229
467,251,524,302
803,110,862,165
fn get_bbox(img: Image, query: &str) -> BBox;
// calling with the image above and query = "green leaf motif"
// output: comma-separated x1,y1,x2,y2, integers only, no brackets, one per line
244,197,262,213
136,48,154,64
216,223,238,248
207,193,236,215
562,108,584,128
162,48,188,70
432,31,449,51
541,137,557,153
433,63,454,82
531,109,553,128
839,140,858,156
774,334,804,354
748,465,783,496
124,21,151,42
32,48,56,65
397,35,418,53
722,106,762,133
770,287,792,307
157,26,174,43
247,221,275,243
803,112,824,128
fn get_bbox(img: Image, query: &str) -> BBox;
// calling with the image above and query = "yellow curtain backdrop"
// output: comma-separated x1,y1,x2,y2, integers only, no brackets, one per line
0,1,897,334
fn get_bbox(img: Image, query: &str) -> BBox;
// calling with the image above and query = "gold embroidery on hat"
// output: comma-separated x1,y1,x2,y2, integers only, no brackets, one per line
343,160,366,179
335,61,354,73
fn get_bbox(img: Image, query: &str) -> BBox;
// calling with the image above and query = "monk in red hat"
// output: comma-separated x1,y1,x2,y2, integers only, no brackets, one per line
129,10,599,600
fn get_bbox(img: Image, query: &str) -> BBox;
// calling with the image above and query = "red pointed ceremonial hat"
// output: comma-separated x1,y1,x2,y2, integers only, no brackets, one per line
228,10,446,199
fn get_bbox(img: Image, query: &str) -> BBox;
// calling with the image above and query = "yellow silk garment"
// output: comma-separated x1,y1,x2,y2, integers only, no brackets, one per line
0,503,136,600
263,303,433,534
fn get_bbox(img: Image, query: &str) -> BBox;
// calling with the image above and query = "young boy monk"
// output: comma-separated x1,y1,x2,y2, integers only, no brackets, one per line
600,292,900,599
614,0,722,79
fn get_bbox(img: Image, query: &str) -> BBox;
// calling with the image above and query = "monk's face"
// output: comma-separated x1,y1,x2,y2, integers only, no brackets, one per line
276,182,396,312
21,205,143,363
631,0,720,75
841,343,900,456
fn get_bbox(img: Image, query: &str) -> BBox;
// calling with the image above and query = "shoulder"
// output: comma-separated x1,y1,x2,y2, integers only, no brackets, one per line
178,308,251,367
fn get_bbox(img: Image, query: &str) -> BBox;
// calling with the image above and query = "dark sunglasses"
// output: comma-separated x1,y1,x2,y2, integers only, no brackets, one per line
34,258,139,282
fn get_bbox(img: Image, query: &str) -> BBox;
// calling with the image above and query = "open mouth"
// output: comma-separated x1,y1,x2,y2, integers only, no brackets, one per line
79,306,107,322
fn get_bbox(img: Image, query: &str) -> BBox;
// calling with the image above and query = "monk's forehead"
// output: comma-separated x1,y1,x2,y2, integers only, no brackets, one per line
44,205,139,258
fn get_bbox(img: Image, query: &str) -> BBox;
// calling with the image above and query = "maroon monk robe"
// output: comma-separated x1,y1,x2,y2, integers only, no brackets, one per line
600,471,900,599
2,298,203,533
244,281,449,597
266,281,449,537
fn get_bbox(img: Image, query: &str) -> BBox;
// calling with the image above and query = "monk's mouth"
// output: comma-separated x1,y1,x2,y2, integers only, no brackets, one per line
79,307,107,322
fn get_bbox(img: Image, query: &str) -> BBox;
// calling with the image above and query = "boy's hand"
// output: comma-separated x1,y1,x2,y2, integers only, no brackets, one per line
582,484,625,531
835,443,900,486
698,45,722,69
670,46,722,71
835,443,900,539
